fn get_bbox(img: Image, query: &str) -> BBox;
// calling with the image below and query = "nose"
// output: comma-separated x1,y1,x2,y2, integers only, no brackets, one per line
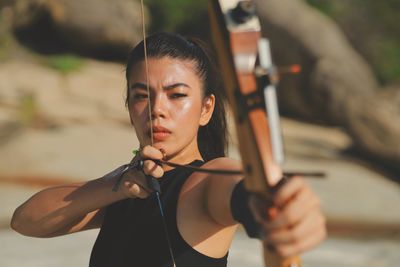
150,93,167,120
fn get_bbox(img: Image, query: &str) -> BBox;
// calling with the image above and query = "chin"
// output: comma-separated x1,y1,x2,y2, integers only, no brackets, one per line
152,143,168,156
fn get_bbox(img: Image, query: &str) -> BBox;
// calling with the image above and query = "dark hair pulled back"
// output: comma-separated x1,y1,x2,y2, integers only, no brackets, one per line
125,32,228,161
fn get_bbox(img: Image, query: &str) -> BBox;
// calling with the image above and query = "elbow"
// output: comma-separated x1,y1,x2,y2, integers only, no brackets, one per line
10,207,29,235
10,216,18,232
10,207,44,237
10,208,25,234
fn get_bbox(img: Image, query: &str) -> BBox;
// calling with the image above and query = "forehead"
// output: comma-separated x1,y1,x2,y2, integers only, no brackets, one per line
128,57,200,84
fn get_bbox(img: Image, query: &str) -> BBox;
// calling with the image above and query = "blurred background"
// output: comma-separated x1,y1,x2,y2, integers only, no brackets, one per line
0,0,399,266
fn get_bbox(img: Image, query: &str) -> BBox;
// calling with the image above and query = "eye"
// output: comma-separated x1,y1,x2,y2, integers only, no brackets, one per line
170,93,187,99
131,92,149,101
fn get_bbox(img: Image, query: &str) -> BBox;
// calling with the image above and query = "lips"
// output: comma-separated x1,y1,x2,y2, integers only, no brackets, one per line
148,125,171,141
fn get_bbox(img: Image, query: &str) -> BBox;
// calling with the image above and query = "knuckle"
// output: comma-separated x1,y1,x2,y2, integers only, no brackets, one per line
275,246,289,257
295,240,305,254
316,212,326,228
143,160,155,170
143,160,151,168
143,160,163,177
320,226,328,240
318,217,328,237
320,213,327,225
141,145,150,155
290,228,302,244
293,176,305,188
154,168,164,178
320,228,328,240
301,185,313,199
123,183,136,197
297,177,306,186
312,195,321,207
282,210,297,225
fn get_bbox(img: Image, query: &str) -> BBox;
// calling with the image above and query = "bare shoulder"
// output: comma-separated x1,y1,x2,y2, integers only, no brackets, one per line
179,157,244,222
177,157,242,257
201,157,243,191
181,157,242,193
202,157,242,170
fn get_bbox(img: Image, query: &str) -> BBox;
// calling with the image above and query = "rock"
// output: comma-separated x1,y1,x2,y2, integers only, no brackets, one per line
0,59,138,181
346,88,400,173
255,0,378,125
11,0,146,59
0,59,129,127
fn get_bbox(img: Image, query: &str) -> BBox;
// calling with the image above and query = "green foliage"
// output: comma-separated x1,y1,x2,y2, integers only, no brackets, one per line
44,54,83,74
146,0,400,84
0,9,13,60
146,0,208,38
17,92,38,126
0,30,11,60
377,40,400,83
305,0,337,16
305,0,400,84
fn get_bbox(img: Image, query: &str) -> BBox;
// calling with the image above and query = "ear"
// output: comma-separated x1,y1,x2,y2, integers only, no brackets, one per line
199,94,215,126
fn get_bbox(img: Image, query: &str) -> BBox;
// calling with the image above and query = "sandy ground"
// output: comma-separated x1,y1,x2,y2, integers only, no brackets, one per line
1,227,399,267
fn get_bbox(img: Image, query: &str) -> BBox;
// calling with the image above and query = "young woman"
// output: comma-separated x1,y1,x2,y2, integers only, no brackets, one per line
11,33,326,267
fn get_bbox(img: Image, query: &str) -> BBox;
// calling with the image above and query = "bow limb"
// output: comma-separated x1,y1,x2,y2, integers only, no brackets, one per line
208,0,301,266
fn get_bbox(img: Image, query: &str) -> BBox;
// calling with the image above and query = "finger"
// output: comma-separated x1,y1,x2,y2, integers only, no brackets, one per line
140,145,164,160
121,171,151,198
265,214,327,257
123,180,149,198
273,176,305,207
266,188,320,229
143,159,164,178
265,208,325,245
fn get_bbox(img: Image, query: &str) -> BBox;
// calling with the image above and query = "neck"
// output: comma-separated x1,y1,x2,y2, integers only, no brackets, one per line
163,138,203,171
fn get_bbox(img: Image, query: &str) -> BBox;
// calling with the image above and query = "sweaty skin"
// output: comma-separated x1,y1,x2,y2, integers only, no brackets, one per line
11,56,326,260
127,57,214,166
127,57,238,257
127,57,326,257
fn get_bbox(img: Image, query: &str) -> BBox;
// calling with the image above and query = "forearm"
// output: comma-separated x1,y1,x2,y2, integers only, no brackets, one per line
11,175,127,237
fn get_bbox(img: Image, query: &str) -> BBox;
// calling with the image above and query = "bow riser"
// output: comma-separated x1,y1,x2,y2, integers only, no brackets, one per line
209,0,272,193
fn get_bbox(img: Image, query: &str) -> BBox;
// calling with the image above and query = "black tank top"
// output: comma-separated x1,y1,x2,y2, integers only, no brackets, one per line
89,160,228,267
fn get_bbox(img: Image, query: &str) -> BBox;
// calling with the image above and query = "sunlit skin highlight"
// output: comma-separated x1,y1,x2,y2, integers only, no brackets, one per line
9,37,326,263
127,57,215,169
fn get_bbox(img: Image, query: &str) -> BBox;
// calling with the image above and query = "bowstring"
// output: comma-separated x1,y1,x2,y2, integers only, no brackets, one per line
139,1,176,266
140,0,153,143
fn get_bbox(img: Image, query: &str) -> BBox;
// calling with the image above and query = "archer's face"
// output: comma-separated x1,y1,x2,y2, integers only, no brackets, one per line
127,57,214,162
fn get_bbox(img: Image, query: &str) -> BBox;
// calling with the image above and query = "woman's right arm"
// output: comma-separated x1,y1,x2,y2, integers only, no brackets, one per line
10,168,149,238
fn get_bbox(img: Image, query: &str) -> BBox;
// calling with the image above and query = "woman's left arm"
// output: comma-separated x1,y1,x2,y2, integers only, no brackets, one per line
204,158,243,227
205,159,326,257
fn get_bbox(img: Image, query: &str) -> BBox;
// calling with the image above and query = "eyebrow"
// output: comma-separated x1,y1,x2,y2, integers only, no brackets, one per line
130,82,191,91
129,82,147,91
